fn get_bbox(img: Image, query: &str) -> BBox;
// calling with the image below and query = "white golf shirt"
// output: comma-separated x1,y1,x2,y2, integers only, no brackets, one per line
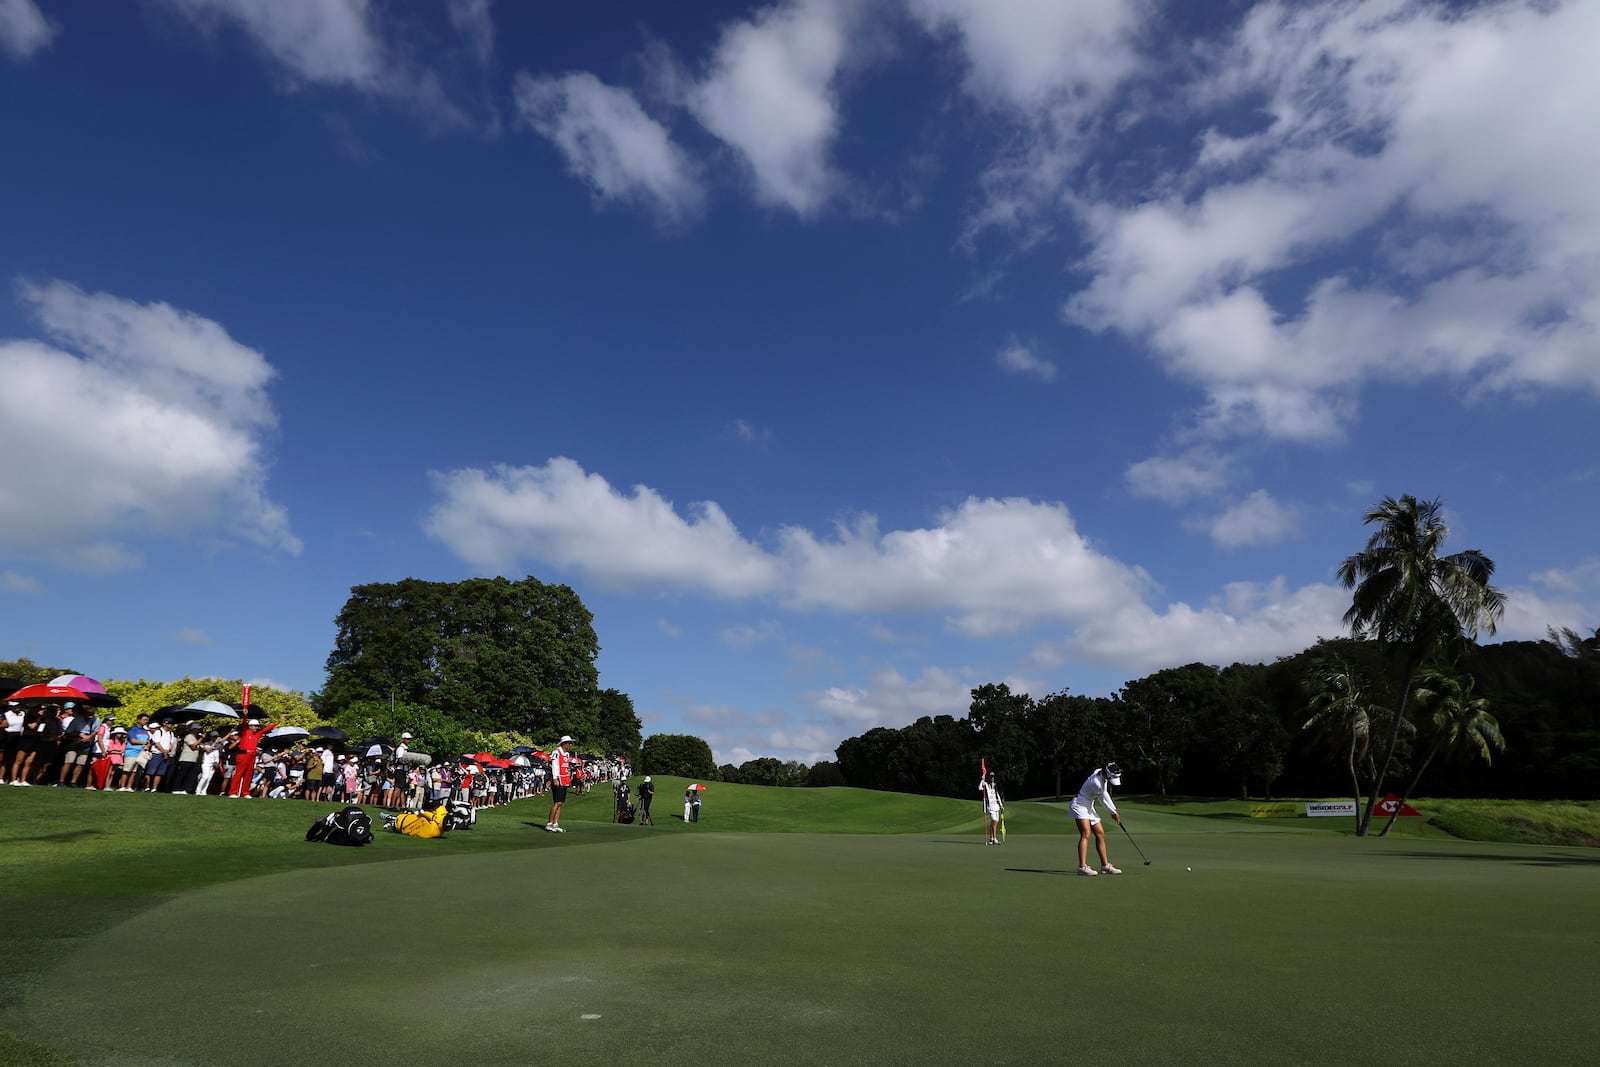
1070,769,1118,822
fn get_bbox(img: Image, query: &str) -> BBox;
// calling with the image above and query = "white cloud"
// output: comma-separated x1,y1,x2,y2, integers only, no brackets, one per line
446,0,493,66
719,621,784,648
910,0,1151,246
242,677,298,696
995,339,1055,380
1200,489,1299,549
908,0,1146,111
1065,0,1600,443
1495,586,1591,644
174,628,214,645
1057,578,1349,674
0,281,299,566
514,71,704,225
1125,449,1231,504
1,569,40,593
158,0,468,126
425,458,1152,635
0,0,55,59
160,0,385,88
656,617,683,638
423,458,780,597
802,665,971,726
730,418,774,445
1530,560,1600,594
689,0,859,215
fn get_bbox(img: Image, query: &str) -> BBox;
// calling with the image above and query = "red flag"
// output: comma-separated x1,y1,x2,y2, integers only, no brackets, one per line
1377,793,1422,817
980,757,987,780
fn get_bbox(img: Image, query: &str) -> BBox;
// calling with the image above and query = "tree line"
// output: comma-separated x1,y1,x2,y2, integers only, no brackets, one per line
11,497,1594,815
830,497,1599,833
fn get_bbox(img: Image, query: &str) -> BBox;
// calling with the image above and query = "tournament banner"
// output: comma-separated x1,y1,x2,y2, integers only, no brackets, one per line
1249,804,1297,818
1305,801,1357,817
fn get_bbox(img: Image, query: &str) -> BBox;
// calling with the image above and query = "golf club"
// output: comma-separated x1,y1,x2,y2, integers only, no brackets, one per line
1118,819,1152,865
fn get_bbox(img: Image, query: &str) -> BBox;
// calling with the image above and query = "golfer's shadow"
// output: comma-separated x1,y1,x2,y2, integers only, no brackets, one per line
1007,867,1080,876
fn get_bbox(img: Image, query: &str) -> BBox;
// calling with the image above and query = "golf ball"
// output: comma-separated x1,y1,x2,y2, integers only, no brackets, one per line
1186,866,1192,871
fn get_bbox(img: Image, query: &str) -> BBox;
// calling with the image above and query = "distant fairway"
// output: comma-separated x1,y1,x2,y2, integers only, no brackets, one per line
5,783,1599,1065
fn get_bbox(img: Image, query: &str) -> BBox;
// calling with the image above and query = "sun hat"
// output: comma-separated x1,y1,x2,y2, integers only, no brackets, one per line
559,735,574,744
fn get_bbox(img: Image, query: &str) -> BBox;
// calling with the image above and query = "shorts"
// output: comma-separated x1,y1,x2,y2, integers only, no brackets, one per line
63,747,94,767
145,753,170,777
985,807,1002,821
551,784,568,803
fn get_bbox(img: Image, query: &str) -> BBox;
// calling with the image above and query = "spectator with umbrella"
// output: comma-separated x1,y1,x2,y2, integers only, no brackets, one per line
55,702,99,789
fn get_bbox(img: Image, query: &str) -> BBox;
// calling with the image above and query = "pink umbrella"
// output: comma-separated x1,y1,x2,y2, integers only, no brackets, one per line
48,674,108,695
44,674,121,708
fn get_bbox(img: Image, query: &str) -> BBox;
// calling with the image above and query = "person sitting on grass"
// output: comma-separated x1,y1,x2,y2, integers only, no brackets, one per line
1070,762,1124,876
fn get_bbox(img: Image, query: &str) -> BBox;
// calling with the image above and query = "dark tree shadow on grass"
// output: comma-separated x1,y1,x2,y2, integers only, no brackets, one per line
1381,851,1600,867
1006,868,1081,876
8,829,102,844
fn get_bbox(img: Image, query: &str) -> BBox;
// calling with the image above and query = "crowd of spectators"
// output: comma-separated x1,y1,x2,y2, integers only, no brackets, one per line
3,699,632,813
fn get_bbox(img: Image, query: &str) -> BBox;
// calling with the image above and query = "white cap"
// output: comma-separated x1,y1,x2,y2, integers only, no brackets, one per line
401,732,412,739
644,776,651,782
248,718,260,726
559,735,574,744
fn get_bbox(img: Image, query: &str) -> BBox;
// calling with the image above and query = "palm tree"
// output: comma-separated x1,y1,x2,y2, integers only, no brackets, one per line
1302,659,1379,830
1380,667,1503,836
1338,495,1505,835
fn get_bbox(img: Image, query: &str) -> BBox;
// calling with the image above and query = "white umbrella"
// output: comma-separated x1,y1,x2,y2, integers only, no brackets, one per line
183,700,240,718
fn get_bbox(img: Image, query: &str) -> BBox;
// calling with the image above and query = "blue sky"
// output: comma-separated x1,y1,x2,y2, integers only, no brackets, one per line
2,0,1596,765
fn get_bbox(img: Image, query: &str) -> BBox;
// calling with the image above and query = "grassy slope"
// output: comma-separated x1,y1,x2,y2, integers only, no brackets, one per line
4,786,1598,1066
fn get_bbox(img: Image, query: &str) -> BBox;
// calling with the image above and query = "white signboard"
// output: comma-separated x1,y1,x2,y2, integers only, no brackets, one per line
1305,801,1357,817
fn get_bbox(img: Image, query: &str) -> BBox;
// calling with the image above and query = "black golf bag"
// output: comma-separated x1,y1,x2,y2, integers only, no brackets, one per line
442,799,476,831
306,805,375,846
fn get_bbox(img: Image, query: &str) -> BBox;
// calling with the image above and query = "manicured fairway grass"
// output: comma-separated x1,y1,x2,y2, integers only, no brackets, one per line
4,784,1598,1066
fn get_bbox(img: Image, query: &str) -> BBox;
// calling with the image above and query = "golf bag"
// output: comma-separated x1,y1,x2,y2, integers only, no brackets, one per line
306,805,375,847
386,806,447,839
442,799,476,831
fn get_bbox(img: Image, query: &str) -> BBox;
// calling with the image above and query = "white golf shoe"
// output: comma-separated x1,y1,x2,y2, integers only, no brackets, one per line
1078,865,1099,876
1100,864,1123,875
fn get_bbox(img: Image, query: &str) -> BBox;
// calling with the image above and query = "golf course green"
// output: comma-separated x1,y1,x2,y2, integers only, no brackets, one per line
3,783,1597,1066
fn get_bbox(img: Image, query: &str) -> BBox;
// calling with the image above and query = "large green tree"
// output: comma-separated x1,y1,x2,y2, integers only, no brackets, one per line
1338,495,1505,835
320,575,601,739
1120,664,1221,798
595,688,644,764
968,683,1032,790
641,733,718,779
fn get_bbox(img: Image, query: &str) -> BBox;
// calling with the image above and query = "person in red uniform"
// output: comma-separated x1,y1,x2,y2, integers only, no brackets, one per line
544,735,575,833
227,717,277,798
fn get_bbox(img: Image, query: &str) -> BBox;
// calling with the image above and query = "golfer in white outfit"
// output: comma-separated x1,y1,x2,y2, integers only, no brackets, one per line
1070,763,1123,876
980,772,1004,845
